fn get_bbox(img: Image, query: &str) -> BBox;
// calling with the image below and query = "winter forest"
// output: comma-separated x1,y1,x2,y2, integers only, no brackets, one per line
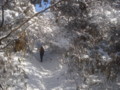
0,0,120,90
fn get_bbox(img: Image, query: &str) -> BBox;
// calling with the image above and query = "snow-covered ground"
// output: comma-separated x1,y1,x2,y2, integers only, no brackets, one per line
8,11,120,90
22,50,76,90
1,1,120,89
17,12,76,90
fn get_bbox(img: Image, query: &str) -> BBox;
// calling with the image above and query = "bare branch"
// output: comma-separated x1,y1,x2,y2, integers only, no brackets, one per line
0,0,64,43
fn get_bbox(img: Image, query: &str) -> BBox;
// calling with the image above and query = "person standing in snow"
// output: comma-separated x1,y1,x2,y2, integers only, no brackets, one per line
39,46,44,62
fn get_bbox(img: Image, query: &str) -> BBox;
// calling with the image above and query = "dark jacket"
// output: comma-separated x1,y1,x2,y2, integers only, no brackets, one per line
40,46,44,62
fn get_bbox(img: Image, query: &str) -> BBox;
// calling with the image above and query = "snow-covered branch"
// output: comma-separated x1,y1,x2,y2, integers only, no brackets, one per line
0,0,64,43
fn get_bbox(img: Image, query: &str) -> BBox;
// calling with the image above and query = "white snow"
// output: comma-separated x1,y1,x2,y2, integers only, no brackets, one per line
98,48,111,62
17,50,75,90
15,12,75,90
1,1,120,89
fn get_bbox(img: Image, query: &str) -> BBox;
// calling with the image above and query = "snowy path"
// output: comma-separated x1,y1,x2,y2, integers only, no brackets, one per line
22,50,76,90
19,12,76,90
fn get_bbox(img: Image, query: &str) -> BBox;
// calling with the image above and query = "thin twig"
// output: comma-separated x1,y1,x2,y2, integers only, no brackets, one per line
0,0,64,42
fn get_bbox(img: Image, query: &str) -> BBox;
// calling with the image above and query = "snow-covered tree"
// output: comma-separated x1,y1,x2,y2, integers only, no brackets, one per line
51,0,120,89
0,0,120,89
0,0,36,89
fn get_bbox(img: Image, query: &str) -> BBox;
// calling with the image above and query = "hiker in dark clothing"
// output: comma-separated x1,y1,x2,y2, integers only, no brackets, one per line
39,46,44,62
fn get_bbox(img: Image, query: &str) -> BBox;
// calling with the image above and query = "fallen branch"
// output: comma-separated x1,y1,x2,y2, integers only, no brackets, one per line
0,0,64,43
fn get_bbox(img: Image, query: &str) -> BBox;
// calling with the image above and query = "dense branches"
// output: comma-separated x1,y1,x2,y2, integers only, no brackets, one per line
0,0,63,47
51,0,120,87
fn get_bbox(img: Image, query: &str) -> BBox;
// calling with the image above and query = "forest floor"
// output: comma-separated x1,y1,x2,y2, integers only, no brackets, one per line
21,49,76,90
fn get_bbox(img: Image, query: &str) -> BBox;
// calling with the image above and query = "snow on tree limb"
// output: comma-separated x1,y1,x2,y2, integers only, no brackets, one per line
0,0,65,43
